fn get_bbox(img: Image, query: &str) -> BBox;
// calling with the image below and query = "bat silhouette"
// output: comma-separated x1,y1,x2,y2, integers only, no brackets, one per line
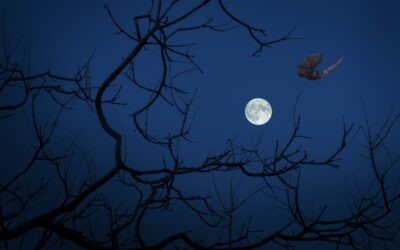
297,53,344,80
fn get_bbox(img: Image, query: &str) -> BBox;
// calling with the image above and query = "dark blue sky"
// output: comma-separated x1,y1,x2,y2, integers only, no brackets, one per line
1,0,400,249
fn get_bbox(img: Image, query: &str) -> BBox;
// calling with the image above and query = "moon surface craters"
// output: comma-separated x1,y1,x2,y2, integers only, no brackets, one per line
245,98,272,125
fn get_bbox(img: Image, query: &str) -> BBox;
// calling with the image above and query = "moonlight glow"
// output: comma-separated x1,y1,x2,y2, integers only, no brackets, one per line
245,98,272,125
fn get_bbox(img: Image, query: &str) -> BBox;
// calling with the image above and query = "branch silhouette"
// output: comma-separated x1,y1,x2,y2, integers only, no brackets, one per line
0,1,399,249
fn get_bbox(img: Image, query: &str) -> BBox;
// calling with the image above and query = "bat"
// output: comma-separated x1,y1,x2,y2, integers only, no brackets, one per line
297,52,344,80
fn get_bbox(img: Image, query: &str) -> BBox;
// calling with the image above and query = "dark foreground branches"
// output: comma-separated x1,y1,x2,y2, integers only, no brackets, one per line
0,1,399,249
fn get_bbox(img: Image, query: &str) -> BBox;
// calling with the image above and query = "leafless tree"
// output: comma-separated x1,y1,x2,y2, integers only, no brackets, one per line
1,1,399,249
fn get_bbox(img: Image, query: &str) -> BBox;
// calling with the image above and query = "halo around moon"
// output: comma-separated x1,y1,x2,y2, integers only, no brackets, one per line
245,98,272,125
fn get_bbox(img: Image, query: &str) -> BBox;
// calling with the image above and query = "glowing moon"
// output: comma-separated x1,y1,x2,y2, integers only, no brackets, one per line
245,98,272,125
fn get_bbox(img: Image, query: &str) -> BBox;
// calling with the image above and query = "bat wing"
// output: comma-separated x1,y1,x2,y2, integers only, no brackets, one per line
297,53,323,77
321,56,344,77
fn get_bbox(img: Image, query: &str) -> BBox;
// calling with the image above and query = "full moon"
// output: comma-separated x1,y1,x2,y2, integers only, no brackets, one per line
245,98,272,125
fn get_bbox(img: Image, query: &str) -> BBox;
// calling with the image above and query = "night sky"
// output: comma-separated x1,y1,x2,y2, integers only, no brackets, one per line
1,0,400,249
